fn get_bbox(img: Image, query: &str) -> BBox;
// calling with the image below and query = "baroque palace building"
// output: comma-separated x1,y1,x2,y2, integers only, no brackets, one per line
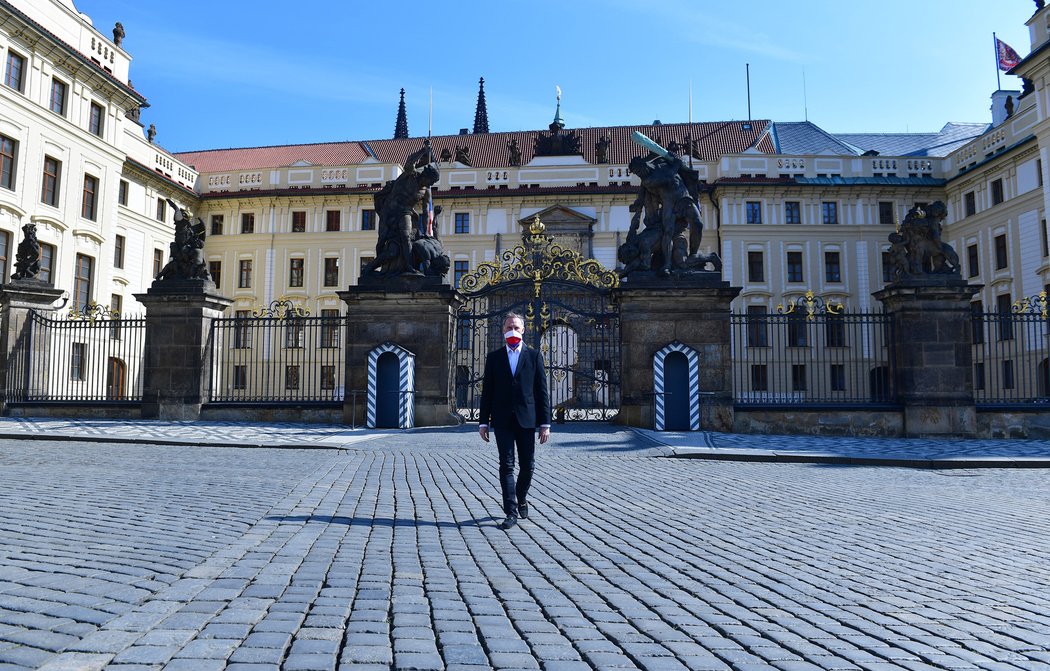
4,0,1050,327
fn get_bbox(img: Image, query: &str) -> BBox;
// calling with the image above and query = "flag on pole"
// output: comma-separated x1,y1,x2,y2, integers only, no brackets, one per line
997,38,1022,71
425,191,434,237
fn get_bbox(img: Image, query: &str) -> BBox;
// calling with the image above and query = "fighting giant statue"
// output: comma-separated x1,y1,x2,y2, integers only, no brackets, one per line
618,132,721,277
361,139,450,280
887,201,960,280
156,199,211,282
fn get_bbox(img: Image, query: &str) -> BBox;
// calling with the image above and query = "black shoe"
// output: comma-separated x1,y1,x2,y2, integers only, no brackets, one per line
518,503,529,519
499,516,517,530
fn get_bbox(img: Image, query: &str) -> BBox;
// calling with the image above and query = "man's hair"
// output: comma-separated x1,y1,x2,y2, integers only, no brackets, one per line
503,312,525,328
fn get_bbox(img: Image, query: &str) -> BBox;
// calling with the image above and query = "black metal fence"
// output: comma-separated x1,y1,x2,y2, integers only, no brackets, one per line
206,313,346,404
6,308,146,403
730,309,897,407
971,309,1050,407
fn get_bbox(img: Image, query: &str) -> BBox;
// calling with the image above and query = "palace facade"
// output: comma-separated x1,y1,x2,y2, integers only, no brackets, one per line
4,0,1050,324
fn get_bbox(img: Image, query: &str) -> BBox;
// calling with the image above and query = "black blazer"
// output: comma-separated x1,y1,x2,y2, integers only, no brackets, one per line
478,345,551,429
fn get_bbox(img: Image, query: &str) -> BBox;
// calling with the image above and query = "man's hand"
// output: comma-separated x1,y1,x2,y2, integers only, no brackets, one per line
479,426,490,442
539,427,550,444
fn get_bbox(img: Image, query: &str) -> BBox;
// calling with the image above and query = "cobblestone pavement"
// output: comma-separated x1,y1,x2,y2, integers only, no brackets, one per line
0,425,1048,671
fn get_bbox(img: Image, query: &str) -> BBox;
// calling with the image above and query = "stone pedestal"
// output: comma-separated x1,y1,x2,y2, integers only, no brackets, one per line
339,278,464,427
0,281,67,411
874,277,981,437
614,272,741,431
134,281,232,420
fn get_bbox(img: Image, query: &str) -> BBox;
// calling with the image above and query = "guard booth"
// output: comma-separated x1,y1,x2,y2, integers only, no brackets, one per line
367,342,415,429
653,341,701,431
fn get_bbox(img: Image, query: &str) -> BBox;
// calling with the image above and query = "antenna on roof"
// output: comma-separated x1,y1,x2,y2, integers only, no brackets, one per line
802,68,808,122
746,63,752,121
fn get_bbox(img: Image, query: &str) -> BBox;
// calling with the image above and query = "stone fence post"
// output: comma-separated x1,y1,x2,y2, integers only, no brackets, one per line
134,283,232,420
0,281,66,413
874,277,981,437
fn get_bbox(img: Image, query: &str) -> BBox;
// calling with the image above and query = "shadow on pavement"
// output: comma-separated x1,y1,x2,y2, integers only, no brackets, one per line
265,514,499,527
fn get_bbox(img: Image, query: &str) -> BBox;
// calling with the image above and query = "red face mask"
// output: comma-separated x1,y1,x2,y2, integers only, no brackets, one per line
505,330,522,347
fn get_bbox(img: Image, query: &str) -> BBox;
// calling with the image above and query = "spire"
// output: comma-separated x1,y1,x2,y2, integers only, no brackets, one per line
473,77,489,134
393,88,409,139
551,85,564,132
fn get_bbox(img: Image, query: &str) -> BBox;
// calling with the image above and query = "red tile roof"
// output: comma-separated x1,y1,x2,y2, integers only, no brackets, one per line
175,121,773,174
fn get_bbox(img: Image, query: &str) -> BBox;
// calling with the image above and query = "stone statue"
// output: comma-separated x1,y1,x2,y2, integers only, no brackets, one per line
1006,95,1015,118
11,223,41,281
156,200,210,282
888,201,960,279
361,139,449,279
112,22,125,47
595,136,609,164
125,106,141,124
1023,78,1035,98
619,150,721,277
440,147,452,163
507,138,522,167
147,124,156,144
454,145,470,166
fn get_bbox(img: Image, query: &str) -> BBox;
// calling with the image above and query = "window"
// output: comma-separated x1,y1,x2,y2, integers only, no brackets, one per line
288,258,304,287
238,259,252,288
787,251,804,282
746,305,768,347
0,230,8,281
241,212,255,234
881,251,893,283
152,249,164,278
821,202,838,224
991,178,1004,206
285,320,304,348
967,244,979,278
747,251,764,282
323,258,339,287
454,212,470,234
156,198,166,222
830,364,846,392
750,365,768,392
89,103,104,137
41,156,61,207
456,318,471,350
4,51,25,92
233,365,247,390
70,343,86,381
208,261,221,289
285,365,301,390
997,294,1014,341
964,191,976,217
784,201,801,225
971,301,985,345
825,316,846,348
787,315,808,347
824,251,841,283
292,211,307,232
326,210,340,232
49,78,68,116
113,234,125,269
1040,159,1045,187
1043,220,1049,258
359,257,373,277
73,254,93,310
320,309,340,348
454,260,469,288
320,365,337,390
1003,360,1015,390
973,362,985,391
233,310,252,349
81,174,98,220
994,234,1008,270
1,135,17,190
878,201,895,225
361,209,376,231
118,180,128,206
745,201,762,224
211,215,224,236
39,243,54,283
791,364,807,392
109,294,122,340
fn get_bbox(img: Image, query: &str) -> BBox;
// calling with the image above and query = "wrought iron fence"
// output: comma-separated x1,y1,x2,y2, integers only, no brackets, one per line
972,295,1050,407
6,306,146,403
207,301,345,404
731,296,897,407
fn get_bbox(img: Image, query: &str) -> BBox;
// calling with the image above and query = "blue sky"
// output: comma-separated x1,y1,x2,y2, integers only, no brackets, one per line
75,0,1034,153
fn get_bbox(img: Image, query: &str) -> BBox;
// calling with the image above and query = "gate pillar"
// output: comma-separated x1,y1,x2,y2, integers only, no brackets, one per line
339,280,464,427
614,274,741,431
0,280,66,413
134,283,233,420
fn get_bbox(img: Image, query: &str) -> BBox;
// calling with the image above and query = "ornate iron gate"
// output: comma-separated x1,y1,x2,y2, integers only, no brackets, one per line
453,217,621,421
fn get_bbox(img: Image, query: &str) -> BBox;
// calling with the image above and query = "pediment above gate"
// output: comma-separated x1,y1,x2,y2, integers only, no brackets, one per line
519,205,595,257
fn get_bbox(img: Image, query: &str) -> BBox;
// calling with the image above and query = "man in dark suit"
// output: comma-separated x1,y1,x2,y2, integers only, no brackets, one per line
478,312,551,530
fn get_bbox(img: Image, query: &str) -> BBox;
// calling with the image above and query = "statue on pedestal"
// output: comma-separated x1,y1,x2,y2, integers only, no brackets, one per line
888,201,960,280
156,200,210,282
11,223,41,281
362,139,450,280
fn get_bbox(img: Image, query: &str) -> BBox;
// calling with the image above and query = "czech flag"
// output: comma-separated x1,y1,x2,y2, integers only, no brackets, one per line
997,38,1022,71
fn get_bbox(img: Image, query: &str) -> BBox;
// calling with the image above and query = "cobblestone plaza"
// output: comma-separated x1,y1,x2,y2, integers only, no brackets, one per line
0,423,1047,670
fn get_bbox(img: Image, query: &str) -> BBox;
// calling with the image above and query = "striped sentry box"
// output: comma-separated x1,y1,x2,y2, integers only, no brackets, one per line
366,342,415,429
653,341,701,431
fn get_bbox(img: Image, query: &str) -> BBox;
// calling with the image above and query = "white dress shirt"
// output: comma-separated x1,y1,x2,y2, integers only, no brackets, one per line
479,343,551,430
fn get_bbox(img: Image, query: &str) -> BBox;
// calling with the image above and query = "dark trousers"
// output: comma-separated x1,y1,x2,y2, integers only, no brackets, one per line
494,418,536,517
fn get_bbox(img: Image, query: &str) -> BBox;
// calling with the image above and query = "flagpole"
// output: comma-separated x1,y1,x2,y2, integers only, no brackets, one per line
994,33,1002,90
688,80,694,169
428,86,433,138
